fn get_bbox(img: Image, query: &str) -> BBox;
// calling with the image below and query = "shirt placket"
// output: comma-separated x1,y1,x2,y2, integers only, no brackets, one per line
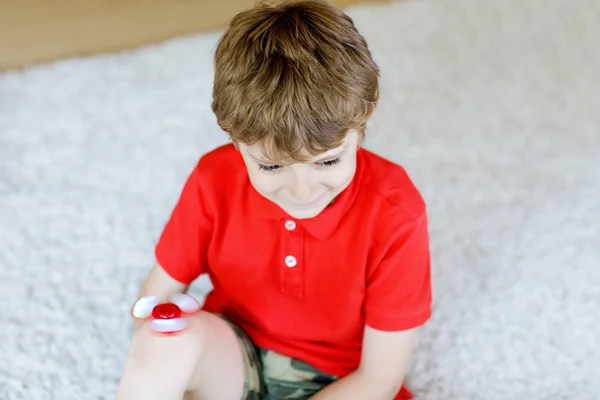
280,218,304,298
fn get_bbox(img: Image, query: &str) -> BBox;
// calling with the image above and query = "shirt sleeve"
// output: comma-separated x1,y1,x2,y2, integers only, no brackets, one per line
154,163,213,285
364,211,432,331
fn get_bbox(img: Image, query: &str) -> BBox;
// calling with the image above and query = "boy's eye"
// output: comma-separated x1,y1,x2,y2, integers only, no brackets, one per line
257,157,340,172
318,158,341,167
258,164,281,172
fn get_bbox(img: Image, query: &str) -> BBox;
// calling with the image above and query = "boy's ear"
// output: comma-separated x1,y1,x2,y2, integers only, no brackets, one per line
357,127,366,148
223,131,239,150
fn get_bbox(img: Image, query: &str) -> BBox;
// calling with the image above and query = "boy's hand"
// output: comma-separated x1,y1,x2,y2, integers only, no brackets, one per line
131,263,189,333
131,293,202,334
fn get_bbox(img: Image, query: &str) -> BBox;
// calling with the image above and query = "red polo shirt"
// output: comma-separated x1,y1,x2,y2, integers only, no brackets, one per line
155,143,432,398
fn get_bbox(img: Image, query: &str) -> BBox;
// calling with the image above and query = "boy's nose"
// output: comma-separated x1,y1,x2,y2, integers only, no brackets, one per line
289,171,314,203
291,181,313,203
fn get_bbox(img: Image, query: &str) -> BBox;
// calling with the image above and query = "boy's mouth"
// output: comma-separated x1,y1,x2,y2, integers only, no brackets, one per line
287,193,328,209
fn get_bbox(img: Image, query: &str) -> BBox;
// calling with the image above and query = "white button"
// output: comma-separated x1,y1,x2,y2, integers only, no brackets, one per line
285,255,297,268
285,220,296,231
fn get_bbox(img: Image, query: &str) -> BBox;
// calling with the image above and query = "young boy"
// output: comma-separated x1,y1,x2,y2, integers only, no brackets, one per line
116,1,432,399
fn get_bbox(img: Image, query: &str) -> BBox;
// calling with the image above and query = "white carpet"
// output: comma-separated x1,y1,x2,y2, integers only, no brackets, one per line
1,0,599,398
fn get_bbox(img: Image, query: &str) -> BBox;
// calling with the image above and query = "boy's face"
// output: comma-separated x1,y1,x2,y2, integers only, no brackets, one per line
238,129,361,219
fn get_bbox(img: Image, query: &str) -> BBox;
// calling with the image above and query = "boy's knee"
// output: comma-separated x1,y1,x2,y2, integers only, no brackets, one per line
118,314,211,399
128,312,208,367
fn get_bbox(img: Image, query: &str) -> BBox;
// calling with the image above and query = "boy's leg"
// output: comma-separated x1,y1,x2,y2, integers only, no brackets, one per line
260,349,338,400
116,311,247,400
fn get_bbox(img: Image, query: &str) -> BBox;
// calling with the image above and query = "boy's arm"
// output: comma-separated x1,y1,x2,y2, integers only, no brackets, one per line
312,210,431,399
131,262,189,331
130,159,213,331
309,326,417,400
137,262,189,301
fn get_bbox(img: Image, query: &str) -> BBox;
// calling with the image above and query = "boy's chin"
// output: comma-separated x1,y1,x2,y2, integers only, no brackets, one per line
278,199,334,220
283,207,324,220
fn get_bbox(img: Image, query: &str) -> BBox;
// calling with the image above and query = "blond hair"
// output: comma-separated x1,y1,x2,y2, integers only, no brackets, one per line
211,0,379,163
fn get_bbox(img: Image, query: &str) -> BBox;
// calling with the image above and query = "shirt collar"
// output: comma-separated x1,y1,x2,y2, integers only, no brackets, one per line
247,149,365,240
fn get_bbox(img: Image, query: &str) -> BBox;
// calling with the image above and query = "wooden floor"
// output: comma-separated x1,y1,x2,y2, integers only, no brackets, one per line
0,0,386,71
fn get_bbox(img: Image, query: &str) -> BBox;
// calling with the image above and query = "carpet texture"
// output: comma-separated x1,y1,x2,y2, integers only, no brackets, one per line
1,0,599,398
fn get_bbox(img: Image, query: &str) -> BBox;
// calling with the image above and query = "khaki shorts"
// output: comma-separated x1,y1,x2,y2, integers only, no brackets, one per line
220,316,339,400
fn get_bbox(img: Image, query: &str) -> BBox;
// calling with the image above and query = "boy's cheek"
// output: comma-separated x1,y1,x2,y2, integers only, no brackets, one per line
246,173,279,195
326,164,357,190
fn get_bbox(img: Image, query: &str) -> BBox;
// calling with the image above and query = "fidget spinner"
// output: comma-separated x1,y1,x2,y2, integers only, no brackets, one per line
131,293,201,334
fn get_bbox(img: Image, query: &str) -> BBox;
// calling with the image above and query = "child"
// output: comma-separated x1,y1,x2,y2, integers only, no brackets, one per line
116,0,432,399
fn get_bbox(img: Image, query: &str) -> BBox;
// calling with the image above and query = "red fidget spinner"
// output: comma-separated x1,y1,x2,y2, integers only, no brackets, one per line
131,293,201,334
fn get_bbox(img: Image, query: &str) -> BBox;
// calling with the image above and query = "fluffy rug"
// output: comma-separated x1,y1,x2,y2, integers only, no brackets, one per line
1,0,599,398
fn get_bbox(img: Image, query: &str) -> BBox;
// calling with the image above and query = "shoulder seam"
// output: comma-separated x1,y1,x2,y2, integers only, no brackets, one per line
365,179,426,222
